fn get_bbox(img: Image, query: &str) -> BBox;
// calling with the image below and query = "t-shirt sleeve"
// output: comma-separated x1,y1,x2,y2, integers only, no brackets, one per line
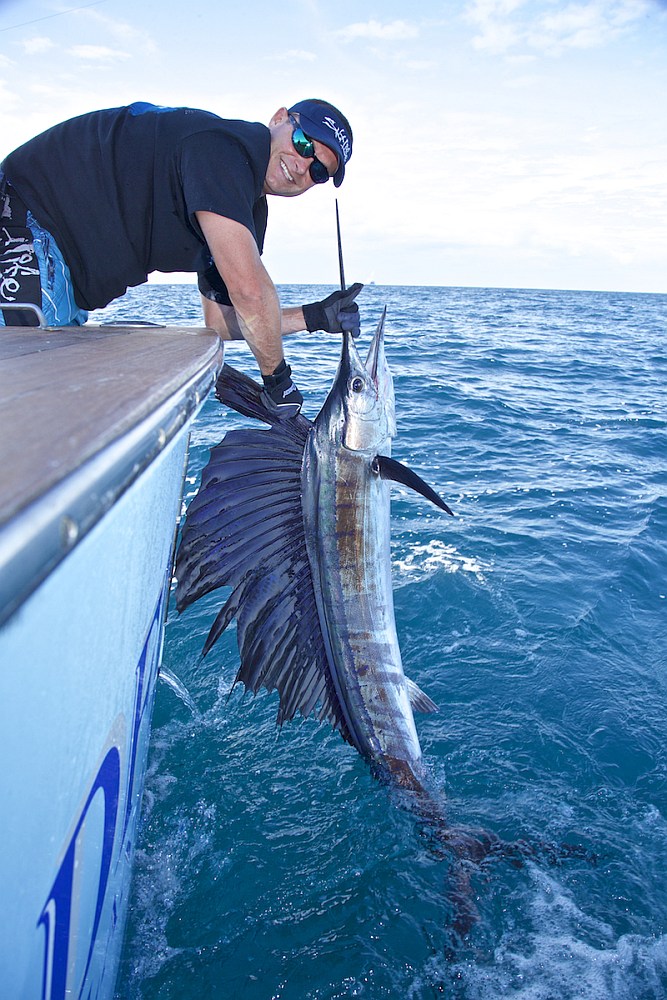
179,130,260,238
181,129,268,308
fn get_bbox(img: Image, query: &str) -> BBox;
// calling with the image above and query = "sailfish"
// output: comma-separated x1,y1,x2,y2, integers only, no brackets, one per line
175,310,455,793
175,311,592,934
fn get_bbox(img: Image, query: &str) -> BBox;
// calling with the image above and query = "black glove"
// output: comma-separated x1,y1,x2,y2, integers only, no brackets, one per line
260,360,303,418
302,282,363,338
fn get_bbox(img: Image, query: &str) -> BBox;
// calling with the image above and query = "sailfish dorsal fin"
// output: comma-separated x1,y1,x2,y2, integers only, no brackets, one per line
175,365,353,741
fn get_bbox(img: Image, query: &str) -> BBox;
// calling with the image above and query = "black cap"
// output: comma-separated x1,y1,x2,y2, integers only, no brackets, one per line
288,99,353,187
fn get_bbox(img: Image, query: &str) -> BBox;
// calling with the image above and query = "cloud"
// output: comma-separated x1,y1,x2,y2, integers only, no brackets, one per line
0,79,19,114
528,0,652,52
465,0,529,51
471,19,521,52
72,8,158,56
336,19,419,42
403,60,438,71
464,0,652,55
267,48,317,62
67,45,130,63
21,36,55,56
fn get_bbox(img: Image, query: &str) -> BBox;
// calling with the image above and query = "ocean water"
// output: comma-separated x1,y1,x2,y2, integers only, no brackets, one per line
96,284,667,999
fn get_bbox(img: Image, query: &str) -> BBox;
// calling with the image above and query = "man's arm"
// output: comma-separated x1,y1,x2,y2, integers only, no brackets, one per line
197,211,363,358
200,294,308,342
196,210,292,375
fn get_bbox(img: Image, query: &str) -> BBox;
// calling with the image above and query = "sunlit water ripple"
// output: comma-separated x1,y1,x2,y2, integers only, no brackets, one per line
92,283,667,999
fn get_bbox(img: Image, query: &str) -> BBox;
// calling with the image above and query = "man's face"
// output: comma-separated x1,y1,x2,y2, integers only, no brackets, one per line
263,107,338,197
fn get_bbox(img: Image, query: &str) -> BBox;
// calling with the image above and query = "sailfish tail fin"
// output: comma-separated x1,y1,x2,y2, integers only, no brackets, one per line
403,784,596,939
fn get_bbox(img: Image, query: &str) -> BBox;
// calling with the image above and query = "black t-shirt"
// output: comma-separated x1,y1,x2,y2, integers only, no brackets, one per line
2,103,271,310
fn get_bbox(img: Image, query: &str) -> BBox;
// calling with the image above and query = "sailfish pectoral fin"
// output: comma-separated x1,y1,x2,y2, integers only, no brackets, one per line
406,678,438,713
375,455,454,515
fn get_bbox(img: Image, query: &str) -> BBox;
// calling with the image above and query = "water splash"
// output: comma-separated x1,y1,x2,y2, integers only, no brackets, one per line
158,667,201,720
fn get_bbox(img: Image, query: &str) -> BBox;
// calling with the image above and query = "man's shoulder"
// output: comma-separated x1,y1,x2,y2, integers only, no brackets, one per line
179,118,270,180
184,114,269,148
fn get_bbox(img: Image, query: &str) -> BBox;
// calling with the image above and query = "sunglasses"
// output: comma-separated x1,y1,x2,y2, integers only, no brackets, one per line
288,114,332,184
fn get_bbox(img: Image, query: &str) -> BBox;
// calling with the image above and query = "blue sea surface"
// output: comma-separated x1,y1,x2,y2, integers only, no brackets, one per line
98,284,667,998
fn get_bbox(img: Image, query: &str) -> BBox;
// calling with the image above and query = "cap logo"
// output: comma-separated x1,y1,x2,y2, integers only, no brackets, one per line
323,116,351,163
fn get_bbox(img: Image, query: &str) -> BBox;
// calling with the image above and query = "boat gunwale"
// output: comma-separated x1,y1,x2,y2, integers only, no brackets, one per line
0,354,218,627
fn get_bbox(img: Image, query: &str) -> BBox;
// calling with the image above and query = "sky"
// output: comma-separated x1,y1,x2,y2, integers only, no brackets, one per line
1,0,666,293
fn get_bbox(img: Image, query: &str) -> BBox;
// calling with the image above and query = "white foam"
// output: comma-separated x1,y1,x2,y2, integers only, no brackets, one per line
449,868,667,999
393,539,488,586
121,799,219,990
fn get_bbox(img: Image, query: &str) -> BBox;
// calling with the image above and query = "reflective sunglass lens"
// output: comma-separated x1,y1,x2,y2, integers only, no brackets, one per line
292,128,314,159
289,115,331,183
309,161,330,184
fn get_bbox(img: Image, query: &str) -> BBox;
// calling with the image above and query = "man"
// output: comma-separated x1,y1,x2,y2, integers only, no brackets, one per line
0,99,362,415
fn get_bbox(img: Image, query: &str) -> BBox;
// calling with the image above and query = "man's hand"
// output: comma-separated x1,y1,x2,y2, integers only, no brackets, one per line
302,282,363,338
261,360,304,418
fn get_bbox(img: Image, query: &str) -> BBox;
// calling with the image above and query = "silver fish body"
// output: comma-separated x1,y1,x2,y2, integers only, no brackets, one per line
302,322,424,783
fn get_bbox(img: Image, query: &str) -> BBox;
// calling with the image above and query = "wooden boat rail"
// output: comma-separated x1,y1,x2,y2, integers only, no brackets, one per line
0,323,223,626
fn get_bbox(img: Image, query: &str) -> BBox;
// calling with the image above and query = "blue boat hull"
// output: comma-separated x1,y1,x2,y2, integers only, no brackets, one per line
0,427,190,999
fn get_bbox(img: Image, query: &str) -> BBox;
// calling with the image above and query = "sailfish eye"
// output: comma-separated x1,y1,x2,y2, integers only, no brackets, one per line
351,377,364,393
